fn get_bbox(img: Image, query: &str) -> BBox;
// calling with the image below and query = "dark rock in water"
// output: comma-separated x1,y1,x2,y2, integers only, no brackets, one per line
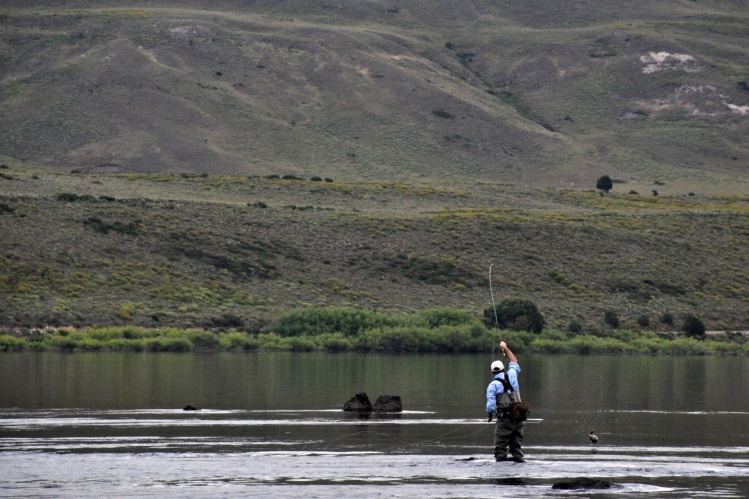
183,403,201,411
372,394,402,412
343,393,372,411
551,478,615,490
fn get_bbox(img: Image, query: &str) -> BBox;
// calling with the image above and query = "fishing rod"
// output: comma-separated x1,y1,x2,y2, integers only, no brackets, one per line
488,264,505,358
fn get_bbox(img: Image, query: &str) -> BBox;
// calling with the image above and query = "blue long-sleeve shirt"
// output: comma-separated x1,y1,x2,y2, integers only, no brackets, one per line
485,361,521,414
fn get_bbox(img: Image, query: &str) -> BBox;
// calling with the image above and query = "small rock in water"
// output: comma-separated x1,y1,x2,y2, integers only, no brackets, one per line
343,393,372,412
372,394,402,412
551,478,615,490
343,393,403,412
183,403,201,411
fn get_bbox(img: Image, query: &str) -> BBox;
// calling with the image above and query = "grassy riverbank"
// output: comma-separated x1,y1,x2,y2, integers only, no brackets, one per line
2,308,747,355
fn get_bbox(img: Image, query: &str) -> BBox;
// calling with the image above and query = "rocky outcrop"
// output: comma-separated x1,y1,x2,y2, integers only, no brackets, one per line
372,394,402,412
343,393,372,411
343,393,402,412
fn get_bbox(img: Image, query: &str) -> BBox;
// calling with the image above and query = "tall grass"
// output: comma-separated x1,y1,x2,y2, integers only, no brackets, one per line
1,307,746,354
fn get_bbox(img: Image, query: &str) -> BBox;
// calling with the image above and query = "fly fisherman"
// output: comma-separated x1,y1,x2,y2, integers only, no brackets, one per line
485,341,524,463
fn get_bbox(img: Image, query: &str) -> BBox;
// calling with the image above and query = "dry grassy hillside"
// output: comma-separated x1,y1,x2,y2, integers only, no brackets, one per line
2,167,748,333
0,1,748,194
2,2,749,335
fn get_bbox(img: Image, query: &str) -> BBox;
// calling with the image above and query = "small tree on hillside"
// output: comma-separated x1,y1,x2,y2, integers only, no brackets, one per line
682,313,706,339
604,310,620,328
484,297,545,334
660,312,674,326
596,175,613,193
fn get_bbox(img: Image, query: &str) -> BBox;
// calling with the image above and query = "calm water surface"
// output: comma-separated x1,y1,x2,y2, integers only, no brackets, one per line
1,352,747,497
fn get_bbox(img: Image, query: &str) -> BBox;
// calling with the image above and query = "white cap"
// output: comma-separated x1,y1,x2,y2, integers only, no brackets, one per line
491,360,504,372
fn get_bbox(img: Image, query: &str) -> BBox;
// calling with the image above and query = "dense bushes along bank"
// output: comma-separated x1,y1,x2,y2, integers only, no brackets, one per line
2,307,747,355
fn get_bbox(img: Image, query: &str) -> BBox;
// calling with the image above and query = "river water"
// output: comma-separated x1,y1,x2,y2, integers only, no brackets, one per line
1,352,747,497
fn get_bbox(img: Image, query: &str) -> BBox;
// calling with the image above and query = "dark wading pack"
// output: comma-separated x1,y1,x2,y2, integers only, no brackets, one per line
496,376,531,422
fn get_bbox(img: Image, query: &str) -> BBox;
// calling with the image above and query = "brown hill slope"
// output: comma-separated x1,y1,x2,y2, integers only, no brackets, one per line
1,1,748,193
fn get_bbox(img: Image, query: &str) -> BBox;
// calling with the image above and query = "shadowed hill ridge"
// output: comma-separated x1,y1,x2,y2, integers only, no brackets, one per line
1,1,748,194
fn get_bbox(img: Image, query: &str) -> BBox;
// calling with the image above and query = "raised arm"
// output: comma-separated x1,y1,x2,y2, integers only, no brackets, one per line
500,341,517,363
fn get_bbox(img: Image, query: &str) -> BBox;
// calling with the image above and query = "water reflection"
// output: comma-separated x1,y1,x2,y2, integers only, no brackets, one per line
1,352,748,497
343,411,403,421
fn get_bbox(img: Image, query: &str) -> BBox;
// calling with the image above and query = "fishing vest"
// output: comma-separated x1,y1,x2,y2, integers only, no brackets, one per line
495,375,521,410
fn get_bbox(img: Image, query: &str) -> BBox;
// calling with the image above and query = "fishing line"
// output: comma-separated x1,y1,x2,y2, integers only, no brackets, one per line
382,422,492,450
319,422,493,453
489,263,504,358
379,422,488,452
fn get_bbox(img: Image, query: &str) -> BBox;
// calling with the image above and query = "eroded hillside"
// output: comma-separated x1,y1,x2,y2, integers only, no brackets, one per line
0,1,748,194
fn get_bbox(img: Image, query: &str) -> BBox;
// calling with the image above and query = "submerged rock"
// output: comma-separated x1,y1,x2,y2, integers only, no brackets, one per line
372,394,402,412
551,478,615,490
343,393,372,411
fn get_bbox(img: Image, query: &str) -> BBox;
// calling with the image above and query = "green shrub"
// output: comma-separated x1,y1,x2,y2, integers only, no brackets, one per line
539,329,568,341
279,335,318,351
661,312,674,326
432,109,455,119
83,217,141,235
0,334,26,351
87,326,152,341
43,333,81,350
255,333,283,349
76,338,104,351
319,333,354,352
548,271,574,287
484,298,545,334
219,332,258,350
489,330,535,353
604,310,620,328
710,341,742,355
664,338,702,354
205,313,245,330
144,336,191,352
3,306,745,355
596,175,613,193
184,329,220,349
56,193,82,202
101,338,137,351
682,313,706,339
567,335,630,354
375,326,428,352
265,307,394,337
385,255,480,287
